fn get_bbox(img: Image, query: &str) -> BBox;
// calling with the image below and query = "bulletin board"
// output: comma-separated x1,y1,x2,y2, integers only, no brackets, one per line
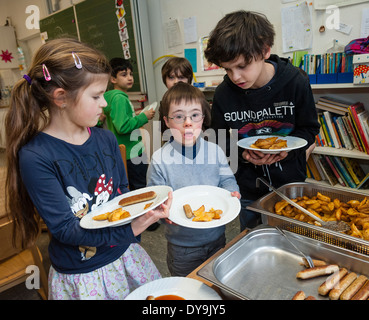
39,0,142,93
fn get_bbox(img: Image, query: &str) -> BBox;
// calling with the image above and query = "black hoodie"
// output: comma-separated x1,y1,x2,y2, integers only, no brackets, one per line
211,54,320,200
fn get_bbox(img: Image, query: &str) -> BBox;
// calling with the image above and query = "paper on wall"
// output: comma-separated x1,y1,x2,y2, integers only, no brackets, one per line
183,16,198,44
165,19,183,53
361,8,369,37
281,1,313,53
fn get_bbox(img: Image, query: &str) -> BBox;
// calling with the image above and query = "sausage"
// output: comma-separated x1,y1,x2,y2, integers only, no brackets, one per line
296,264,339,279
340,275,368,300
183,204,193,219
351,280,369,300
292,291,305,300
118,191,157,207
329,272,357,300
300,258,327,268
318,268,348,296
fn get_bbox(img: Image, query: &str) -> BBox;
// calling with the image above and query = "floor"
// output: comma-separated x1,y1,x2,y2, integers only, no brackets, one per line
0,148,240,300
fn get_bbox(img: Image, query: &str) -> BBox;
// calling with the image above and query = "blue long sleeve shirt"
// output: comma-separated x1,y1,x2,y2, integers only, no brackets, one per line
19,127,139,274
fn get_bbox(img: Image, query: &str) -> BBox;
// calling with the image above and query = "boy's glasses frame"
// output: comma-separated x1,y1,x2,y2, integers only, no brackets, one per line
167,113,205,124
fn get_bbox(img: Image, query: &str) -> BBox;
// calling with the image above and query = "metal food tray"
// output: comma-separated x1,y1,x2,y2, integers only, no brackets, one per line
247,182,369,256
197,226,369,300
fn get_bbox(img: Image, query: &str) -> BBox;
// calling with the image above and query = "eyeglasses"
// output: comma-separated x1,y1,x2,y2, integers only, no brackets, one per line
167,113,204,124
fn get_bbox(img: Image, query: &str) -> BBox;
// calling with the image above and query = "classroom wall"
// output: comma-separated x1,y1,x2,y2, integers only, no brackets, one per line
146,0,369,103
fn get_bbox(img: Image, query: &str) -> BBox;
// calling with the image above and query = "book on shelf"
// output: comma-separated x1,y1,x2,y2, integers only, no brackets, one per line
316,96,351,116
315,102,369,154
345,113,364,152
340,157,366,185
311,154,326,179
316,154,338,186
309,154,368,189
323,111,341,148
319,96,352,108
307,156,322,181
332,116,344,148
325,155,346,186
330,156,356,188
318,113,333,147
357,172,369,189
335,116,353,149
348,103,369,153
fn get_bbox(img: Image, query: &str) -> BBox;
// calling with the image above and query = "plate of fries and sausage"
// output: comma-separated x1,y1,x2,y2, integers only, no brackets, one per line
169,185,241,229
237,135,307,154
80,185,173,229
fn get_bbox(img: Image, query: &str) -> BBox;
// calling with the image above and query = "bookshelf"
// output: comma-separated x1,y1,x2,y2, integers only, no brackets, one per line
311,83,369,90
313,146,369,160
310,87,369,194
200,82,369,193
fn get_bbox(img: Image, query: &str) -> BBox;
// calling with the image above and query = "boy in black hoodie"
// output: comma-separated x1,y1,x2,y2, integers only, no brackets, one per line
205,10,320,231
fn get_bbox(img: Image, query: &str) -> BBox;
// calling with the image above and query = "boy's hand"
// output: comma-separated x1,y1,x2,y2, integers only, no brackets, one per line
242,149,288,166
144,109,156,120
231,191,241,199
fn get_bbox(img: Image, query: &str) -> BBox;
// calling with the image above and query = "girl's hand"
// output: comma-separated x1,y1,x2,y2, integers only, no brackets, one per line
231,191,241,199
131,191,173,236
242,149,288,166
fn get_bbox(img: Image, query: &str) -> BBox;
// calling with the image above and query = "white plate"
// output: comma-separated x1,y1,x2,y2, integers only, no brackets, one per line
140,101,158,114
125,276,221,300
80,185,172,229
169,185,241,229
237,135,308,154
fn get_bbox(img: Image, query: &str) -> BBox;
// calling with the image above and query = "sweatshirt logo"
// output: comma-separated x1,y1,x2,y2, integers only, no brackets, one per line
224,102,295,122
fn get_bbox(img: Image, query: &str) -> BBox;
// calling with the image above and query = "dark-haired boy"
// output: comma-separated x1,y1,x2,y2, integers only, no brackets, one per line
104,58,155,191
205,11,320,231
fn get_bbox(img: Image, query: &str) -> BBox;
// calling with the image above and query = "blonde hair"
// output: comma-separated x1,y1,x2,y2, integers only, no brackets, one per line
5,38,111,248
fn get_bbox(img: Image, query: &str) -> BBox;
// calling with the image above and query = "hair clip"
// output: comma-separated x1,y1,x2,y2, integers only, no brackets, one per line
42,64,51,81
23,74,32,85
72,52,82,69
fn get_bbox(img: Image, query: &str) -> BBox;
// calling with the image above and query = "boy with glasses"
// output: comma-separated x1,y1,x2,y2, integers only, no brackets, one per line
147,82,240,276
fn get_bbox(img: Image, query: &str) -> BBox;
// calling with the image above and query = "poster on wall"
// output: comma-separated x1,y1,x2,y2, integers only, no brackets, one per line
281,1,313,53
0,26,18,69
199,36,221,71
115,0,131,60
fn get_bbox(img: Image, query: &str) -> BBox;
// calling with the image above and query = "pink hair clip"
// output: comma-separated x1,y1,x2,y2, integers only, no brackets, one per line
72,52,82,69
42,64,51,81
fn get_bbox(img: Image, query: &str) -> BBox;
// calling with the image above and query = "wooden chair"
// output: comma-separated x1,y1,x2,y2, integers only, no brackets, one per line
119,144,129,187
0,167,48,300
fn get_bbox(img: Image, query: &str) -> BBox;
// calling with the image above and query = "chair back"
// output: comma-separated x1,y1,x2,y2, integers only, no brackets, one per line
119,144,129,184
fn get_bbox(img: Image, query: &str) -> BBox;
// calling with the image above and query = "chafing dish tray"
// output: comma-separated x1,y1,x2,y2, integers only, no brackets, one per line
197,226,369,300
247,182,369,255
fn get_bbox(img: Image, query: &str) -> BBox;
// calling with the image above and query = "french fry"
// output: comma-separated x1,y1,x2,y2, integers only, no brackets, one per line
273,191,369,239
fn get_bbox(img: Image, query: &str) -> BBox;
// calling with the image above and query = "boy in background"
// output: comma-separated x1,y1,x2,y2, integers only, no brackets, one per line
104,58,155,191
204,10,320,231
161,57,193,89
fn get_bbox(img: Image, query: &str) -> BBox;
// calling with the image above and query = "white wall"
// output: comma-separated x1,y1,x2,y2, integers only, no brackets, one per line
146,0,369,102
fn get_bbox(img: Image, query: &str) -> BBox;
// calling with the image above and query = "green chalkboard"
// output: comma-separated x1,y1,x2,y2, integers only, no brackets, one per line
39,0,141,93
75,0,140,92
39,6,78,40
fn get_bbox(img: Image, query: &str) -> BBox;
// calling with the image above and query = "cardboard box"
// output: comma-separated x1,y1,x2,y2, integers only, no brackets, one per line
353,54,369,84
